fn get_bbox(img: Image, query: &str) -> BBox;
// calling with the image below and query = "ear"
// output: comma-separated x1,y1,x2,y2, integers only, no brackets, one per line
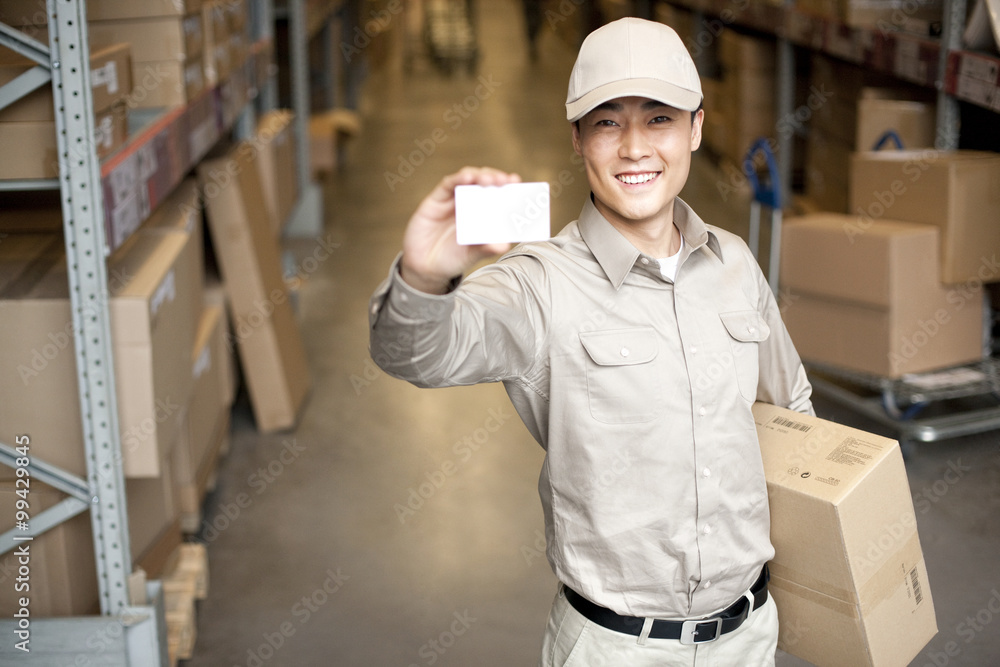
571,121,583,157
690,109,704,152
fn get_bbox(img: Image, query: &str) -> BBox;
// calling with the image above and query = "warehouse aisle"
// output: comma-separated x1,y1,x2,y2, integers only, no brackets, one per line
189,2,1000,666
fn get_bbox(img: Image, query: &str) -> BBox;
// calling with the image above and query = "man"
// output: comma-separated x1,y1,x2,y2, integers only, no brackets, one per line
369,17,813,666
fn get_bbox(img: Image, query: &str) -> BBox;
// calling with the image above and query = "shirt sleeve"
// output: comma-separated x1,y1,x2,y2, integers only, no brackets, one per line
751,256,816,417
368,252,549,388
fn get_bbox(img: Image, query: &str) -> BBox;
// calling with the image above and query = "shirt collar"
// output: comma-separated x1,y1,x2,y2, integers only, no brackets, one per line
577,196,724,290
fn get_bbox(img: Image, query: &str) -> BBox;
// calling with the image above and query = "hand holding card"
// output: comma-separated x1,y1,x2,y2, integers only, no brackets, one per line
455,182,551,246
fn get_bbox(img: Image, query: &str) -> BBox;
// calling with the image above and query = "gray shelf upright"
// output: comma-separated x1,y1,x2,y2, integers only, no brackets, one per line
0,0,168,664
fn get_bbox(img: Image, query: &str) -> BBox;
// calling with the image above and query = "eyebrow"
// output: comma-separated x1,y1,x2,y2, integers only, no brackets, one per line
592,100,674,113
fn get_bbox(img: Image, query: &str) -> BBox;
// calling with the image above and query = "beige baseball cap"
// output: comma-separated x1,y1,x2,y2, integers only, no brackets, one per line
566,18,703,122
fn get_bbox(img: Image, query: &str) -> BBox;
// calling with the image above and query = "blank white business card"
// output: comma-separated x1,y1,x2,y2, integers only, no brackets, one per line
455,182,550,245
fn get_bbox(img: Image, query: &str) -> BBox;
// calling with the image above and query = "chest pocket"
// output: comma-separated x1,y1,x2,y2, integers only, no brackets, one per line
579,327,662,424
719,310,770,402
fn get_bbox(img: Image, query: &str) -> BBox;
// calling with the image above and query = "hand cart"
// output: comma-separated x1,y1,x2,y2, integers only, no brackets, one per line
744,138,784,294
779,130,1000,454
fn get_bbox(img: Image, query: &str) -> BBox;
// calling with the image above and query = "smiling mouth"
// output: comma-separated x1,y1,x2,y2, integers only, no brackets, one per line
616,171,660,185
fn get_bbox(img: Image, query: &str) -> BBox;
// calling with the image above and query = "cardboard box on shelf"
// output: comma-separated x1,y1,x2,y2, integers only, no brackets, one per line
198,143,310,433
0,42,132,122
0,121,59,179
781,215,984,377
128,56,206,109
174,304,231,532
840,0,943,28
138,179,205,333
127,442,179,563
89,13,204,62
856,92,935,151
754,402,938,666
719,30,775,72
850,150,1000,284
0,480,99,617
87,0,204,20
0,216,201,478
201,0,231,85
255,110,298,235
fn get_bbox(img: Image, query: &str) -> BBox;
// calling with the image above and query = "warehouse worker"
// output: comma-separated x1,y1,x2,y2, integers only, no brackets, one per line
369,17,814,666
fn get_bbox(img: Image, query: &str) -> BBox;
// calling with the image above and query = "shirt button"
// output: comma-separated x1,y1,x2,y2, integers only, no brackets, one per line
698,407,706,417
703,468,711,478
704,580,712,588
747,325,755,334
703,524,712,535
371,304,379,315
691,346,698,355
640,258,650,265
620,347,630,358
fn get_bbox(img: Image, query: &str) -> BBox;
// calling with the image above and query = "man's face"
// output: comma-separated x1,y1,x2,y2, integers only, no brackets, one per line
572,96,703,229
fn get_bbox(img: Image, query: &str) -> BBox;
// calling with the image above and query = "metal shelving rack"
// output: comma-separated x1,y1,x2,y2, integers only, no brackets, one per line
655,0,1000,445
0,0,320,662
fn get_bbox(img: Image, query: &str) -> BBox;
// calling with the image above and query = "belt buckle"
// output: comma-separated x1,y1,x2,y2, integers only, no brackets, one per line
679,618,723,645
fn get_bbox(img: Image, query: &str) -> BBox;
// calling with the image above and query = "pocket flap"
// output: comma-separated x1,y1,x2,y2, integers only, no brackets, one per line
720,310,770,343
580,328,658,366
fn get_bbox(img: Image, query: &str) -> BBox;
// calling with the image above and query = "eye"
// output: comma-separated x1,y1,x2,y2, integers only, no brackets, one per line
650,115,674,124
595,119,619,127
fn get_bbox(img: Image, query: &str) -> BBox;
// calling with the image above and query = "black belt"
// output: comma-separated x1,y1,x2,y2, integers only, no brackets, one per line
564,565,769,645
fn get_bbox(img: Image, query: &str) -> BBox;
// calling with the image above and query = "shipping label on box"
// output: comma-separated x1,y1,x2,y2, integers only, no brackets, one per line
754,402,937,666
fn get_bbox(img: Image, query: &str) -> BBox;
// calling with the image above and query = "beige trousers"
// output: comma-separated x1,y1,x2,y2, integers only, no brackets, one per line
538,585,779,667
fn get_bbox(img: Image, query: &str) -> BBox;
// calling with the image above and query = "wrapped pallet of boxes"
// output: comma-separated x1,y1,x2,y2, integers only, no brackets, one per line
88,0,205,109
0,480,99,617
199,143,310,432
0,42,132,179
850,150,1000,284
780,214,984,377
754,402,937,666
0,196,202,479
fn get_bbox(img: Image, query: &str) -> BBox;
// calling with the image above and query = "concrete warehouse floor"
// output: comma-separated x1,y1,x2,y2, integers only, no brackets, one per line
187,1,1000,665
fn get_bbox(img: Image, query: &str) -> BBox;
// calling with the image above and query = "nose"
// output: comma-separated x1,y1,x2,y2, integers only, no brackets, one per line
619,124,652,161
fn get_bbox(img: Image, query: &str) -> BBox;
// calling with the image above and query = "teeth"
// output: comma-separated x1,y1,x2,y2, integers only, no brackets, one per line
617,172,657,184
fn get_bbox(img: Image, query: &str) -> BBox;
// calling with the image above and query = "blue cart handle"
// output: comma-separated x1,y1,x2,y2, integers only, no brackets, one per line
872,130,904,151
743,138,782,209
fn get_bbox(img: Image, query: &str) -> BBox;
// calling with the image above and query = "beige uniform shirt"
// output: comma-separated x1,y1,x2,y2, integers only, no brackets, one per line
369,197,814,619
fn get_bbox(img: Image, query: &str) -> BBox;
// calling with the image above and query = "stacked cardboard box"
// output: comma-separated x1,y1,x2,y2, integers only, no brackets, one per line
201,1,231,87
755,403,938,666
780,214,984,377
87,0,206,108
0,187,203,480
850,150,1000,284
855,91,936,151
0,42,132,179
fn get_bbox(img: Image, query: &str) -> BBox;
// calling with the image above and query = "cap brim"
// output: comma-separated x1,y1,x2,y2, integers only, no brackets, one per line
566,78,703,122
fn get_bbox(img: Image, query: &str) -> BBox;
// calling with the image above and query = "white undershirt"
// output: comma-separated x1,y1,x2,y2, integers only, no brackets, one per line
656,234,685,282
